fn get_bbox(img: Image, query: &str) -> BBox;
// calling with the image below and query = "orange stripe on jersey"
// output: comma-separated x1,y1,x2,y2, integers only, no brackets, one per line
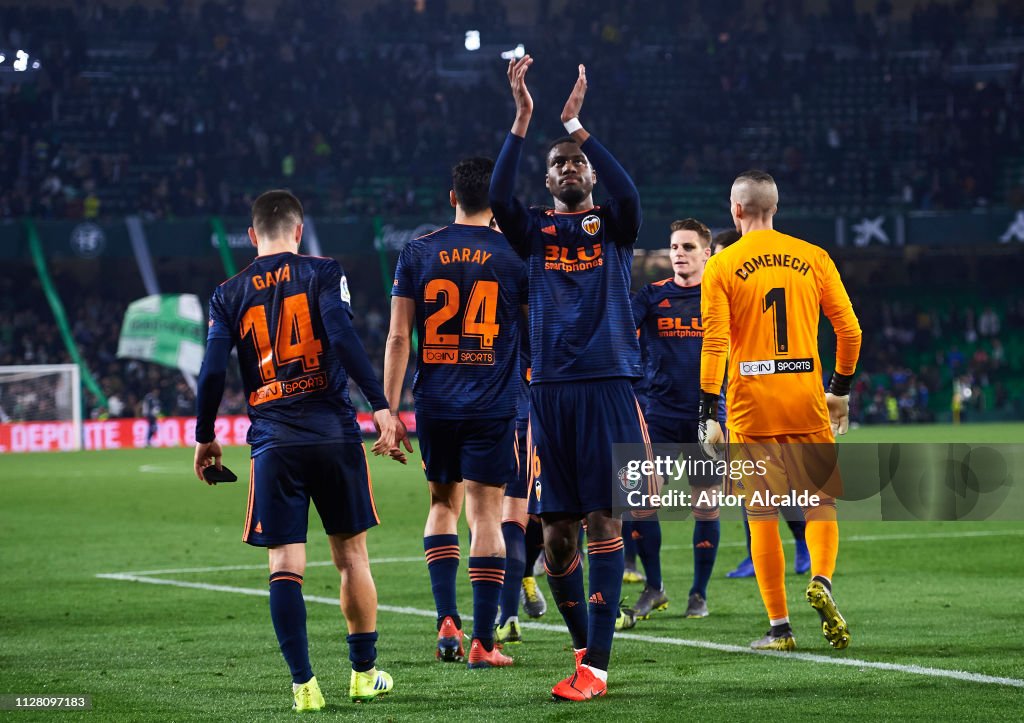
412,225,450,242
242,458,255,543
651,277,673,286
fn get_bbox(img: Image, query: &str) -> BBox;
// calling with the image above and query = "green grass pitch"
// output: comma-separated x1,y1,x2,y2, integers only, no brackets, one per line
1,423,1022,720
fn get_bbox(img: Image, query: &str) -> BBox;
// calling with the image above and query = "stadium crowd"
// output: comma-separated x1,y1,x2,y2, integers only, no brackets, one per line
3,0,1024,219
2,0,1022,424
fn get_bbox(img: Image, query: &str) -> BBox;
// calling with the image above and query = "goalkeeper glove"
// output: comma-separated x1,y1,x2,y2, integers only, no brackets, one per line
698,392,724,460
826,371,854,436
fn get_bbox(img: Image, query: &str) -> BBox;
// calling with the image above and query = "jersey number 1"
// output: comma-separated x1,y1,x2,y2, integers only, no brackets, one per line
240,293,324,383
763,287,789,355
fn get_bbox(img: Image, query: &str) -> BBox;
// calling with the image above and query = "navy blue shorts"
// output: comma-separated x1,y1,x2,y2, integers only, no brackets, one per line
243,442,378,547
646,416,720,487
528,378,651,517
416,415,516,487
505,422,529,499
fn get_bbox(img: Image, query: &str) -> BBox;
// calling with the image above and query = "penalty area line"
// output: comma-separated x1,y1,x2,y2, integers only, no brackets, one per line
95,571,1024,689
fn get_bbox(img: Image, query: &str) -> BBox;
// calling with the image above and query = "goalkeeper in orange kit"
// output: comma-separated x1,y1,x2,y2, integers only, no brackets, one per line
698,170,862,651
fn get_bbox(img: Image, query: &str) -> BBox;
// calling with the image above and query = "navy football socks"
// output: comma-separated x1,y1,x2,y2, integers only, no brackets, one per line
546,552,589,650
424,534,461,627
499,521,526,625
346,631,378,673
468,557,506,650
690,519,720,598
268,571,313,684
584,538,624,672
632,519,663,589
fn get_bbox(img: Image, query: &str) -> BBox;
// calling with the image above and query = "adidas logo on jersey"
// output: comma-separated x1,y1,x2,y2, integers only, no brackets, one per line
658,299,671,308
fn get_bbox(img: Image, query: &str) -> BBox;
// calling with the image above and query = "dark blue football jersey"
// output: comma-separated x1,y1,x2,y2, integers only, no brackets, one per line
496,205,641,382
632,278,726,422
206,252,363,452
392,224,528,419
491,133,642,383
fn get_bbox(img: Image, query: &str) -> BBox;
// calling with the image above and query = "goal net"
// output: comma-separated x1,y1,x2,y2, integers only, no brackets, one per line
0,364,82,453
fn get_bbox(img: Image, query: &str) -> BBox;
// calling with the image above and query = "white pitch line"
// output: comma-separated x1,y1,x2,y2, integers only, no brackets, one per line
121,556,424,577
96,571,1024,689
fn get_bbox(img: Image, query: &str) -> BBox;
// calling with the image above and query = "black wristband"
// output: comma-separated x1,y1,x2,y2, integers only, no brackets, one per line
829,371,854,396
698,391,720,422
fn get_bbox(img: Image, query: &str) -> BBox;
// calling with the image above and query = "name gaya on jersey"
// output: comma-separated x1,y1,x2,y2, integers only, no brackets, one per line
209,253,362,450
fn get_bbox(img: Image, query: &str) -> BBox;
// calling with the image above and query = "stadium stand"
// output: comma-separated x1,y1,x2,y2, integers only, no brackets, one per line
4,1,1024,219
1,0,1022,424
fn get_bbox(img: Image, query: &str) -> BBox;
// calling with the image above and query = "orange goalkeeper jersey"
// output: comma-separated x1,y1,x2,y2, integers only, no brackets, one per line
700,228,861,436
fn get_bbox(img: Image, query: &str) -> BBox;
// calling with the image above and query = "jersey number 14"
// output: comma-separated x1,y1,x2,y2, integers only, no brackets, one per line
240,293,324,382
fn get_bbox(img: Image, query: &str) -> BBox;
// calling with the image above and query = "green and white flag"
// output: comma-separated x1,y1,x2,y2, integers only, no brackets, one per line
117,294,206,376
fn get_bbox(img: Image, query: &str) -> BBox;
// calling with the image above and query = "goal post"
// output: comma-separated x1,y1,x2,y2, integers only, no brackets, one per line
0,364,83,452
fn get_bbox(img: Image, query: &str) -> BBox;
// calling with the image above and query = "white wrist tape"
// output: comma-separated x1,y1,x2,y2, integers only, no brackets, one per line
563,117,583,134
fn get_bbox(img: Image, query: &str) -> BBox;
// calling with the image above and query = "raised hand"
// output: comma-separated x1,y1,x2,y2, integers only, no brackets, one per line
560,64,587,123
507,55,533,137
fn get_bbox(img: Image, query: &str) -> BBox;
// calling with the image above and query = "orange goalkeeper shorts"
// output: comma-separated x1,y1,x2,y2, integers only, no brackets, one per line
726,428,842,514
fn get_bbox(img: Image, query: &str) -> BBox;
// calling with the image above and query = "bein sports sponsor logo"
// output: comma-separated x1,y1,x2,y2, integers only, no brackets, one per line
740,360,774,376
739,358,814,376
248,373,328,406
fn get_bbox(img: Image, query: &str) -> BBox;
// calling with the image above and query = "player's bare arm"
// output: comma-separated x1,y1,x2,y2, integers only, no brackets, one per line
560,64,591,145
193,439,224,482
380,295,417,462
507,55,533,138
